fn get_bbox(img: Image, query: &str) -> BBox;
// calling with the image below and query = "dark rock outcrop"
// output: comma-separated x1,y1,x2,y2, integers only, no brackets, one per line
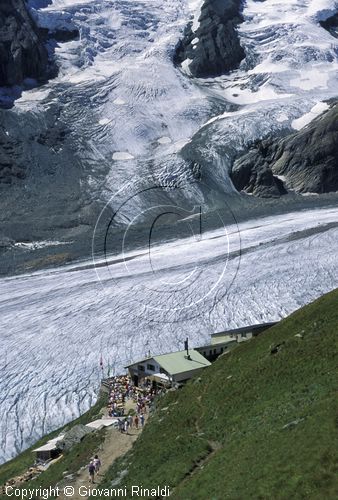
0,0,49,87
57,425,93,452
174,0,245,78
320,12,338,38
231,103,338,197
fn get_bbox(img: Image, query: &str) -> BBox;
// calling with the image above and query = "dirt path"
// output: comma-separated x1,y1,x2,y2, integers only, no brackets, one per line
58,401,144,499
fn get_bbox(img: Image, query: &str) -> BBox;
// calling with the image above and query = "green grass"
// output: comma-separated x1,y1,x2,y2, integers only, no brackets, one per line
0,391,107,490
94,289,338,500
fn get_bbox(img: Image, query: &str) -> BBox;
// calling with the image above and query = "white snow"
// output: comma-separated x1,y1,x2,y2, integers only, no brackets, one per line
274,174,287,183
181,58,193,75
14,241,72,250
157,136,172,144
190,0,204,32
99,118,111,126
113,98,126,105
112,152,135,161
291,102,330,130
276,113,289,123
307,0,337,20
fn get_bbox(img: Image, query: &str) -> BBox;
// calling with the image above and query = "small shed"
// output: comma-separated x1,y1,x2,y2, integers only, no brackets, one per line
33,435,64,462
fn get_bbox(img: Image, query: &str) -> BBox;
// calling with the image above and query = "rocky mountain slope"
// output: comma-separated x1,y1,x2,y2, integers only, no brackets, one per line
320,11,338,38
231,102,338,197
0,0,49,87
174,0,244,77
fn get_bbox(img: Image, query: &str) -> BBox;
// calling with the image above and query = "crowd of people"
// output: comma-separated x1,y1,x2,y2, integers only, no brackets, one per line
107,374,163,421
87,374,167,483
117,412,145,433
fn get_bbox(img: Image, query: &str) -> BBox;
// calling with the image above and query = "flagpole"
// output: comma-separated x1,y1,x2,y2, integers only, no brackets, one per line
99,353,103,380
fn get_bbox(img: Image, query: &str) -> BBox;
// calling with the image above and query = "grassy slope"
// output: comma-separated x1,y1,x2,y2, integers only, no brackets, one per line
0,392,107,489
96,289,338,500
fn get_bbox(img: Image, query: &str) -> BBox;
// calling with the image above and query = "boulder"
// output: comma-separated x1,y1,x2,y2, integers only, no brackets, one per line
57,425,94,452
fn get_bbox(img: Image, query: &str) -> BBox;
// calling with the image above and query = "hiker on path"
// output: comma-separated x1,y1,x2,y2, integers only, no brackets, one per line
118,419,124,433
134,415,139,429
128,414,133,428
93,455,101,474
124,419,129,433
140,414,145,427
88,461,96,483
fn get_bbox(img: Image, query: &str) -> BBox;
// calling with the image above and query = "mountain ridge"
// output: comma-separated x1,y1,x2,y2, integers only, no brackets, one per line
231,102,338,197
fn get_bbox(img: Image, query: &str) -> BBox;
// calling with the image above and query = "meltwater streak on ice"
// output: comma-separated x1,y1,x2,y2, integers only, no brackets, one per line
1,208,338,462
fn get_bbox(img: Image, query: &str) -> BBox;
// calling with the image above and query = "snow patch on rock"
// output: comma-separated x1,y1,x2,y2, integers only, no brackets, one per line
292,102,330,130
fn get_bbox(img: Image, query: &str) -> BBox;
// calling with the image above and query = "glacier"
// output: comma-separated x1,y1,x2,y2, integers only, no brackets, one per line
1,0,338,463
1,206,338,462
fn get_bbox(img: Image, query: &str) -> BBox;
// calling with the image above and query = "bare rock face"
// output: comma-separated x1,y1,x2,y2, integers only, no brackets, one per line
174,0,245,78
231,103,338,197
0,0,49,87
320,12,338,39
